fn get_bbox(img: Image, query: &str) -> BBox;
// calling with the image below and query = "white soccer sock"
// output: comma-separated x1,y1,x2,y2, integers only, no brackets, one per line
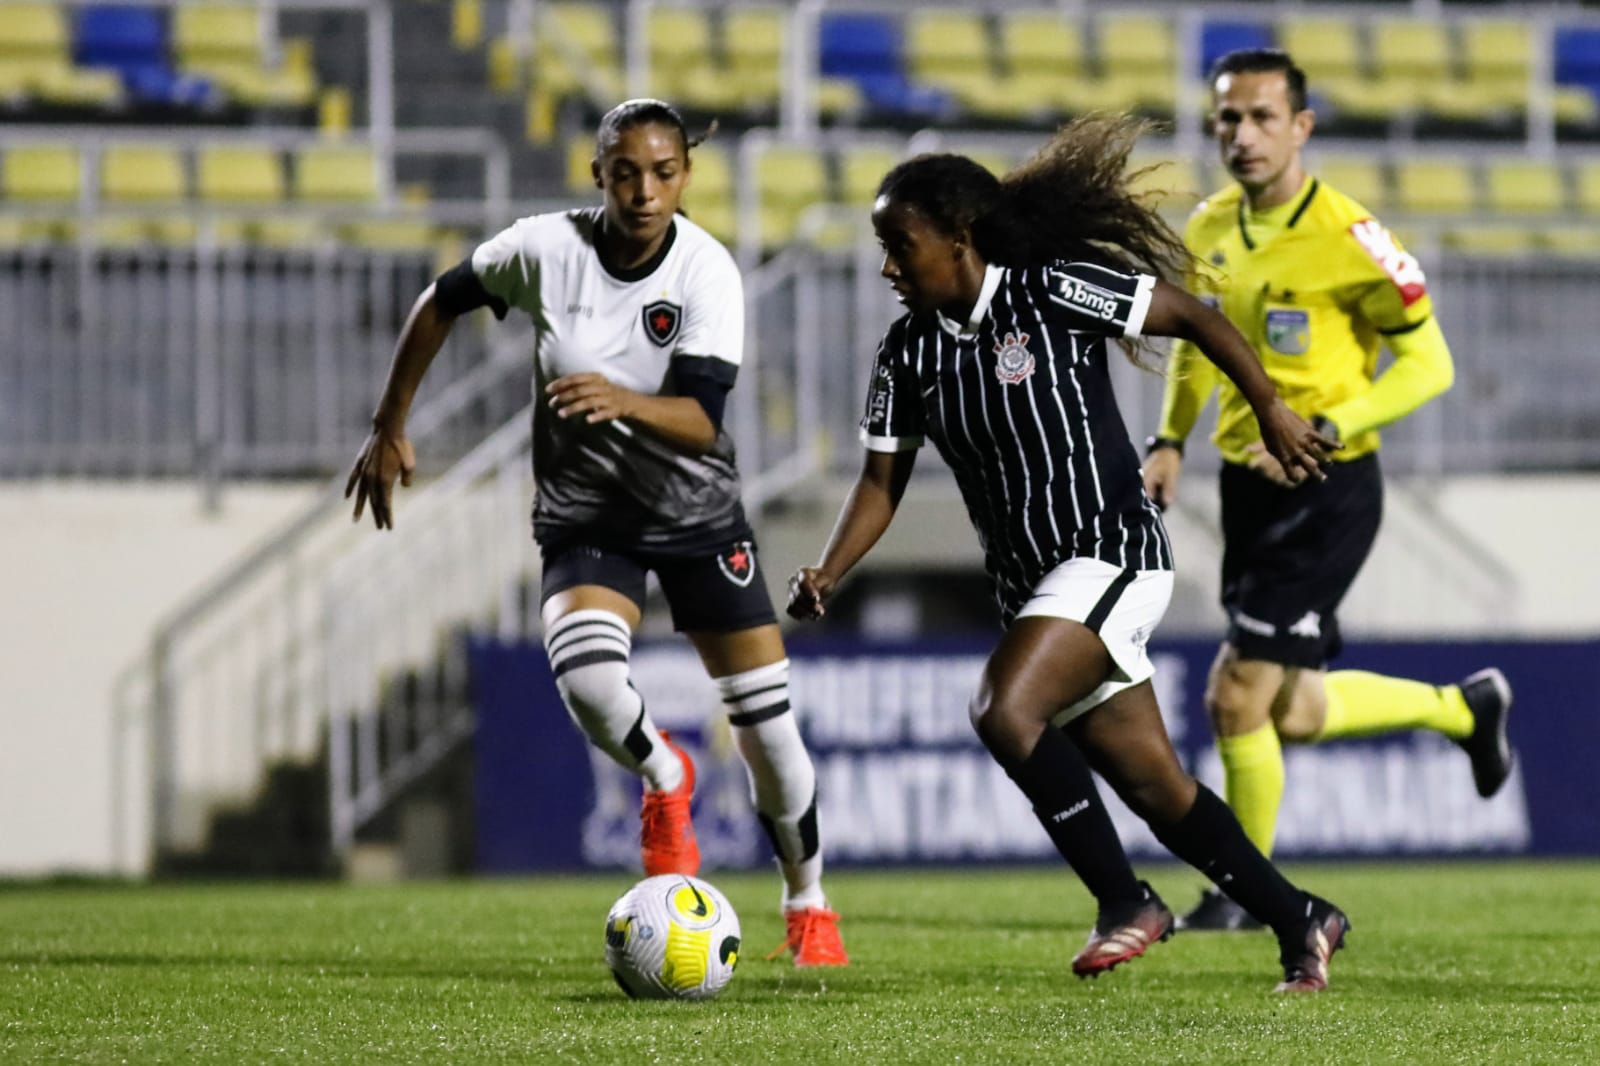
544,609,682,792
717,659,825,911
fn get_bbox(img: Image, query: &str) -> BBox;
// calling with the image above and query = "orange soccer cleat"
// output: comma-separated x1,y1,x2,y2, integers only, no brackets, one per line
639,732,699,877
766,906,850,967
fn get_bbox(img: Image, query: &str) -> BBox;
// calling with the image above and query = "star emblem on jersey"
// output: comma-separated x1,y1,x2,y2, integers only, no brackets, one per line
642,299,682,347
716,542,757,587
992,331,1035,385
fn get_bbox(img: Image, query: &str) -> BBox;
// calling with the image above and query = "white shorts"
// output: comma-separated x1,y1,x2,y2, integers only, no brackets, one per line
1013,557,1174,727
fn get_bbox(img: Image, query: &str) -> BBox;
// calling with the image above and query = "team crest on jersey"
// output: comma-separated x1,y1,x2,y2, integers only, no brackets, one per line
1265,309,1310,355
992,331,1035,385
642,300,682,347
717,541,757,587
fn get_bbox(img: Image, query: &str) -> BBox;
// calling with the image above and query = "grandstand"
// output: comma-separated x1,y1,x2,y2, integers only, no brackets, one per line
1,1,1597,911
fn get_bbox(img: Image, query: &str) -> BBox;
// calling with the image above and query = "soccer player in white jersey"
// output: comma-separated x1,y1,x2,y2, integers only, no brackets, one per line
788,116,1350,991
346,99,846,966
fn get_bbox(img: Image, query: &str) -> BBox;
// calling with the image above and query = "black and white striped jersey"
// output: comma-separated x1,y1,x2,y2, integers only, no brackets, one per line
860,260,1174,624
470,207,748,554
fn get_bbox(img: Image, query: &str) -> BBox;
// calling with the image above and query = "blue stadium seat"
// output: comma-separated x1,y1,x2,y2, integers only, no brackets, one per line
1554,28,1600,90
1201,21,1275,75
73,4,215,108
818,13,949,119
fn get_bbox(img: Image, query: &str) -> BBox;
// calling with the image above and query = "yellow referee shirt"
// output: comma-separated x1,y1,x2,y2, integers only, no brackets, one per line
1158,175,1453,463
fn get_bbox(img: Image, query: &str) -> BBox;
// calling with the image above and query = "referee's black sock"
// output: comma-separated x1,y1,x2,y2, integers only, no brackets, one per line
1000,725,1145,910
1150,784,1306,933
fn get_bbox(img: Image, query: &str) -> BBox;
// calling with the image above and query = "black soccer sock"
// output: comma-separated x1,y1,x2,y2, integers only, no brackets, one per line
1150,784,1306,933
1000,725,1145,909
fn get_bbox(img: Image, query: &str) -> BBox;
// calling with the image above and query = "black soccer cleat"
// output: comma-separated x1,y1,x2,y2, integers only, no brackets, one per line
1274,894,1350,993
1175,887,1264,932
1456,667,1514,798
1071,882,1175,978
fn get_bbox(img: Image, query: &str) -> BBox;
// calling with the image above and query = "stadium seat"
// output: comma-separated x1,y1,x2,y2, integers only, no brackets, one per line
999,11,1087,79
1312,156,1389,214
820,12,945,119
754,144,828,247
1393,158,1478,215
1279,17,1363,86
682,142,734,244
1127,154,1201,215
2,144,81,202
1569,159,1600,214
1100,13,1175,73
1460,20,1530,110
293,145,379,203
197,145,286,204
532,2,623,101
564,136,595,195
1371,19,1452,97
74,4,213,108
1442,225,1540,257
101,144,186,202
646,6,729,110
723,6,783,111
0,2,121,106
905,11,1009,121
172,4,316,108
1540,225,1600,256
1483,159,1566,215
1200,21,1274,76
838,144,902,208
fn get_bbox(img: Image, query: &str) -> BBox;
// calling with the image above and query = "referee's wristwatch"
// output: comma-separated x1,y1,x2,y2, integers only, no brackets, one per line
1310,414,1342,445
1144,435,1184,457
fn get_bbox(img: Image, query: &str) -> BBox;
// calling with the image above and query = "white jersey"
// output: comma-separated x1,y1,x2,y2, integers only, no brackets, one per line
471,207,749,553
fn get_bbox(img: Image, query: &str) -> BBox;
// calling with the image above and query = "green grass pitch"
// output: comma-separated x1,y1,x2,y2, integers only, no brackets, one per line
3,862,1597,1064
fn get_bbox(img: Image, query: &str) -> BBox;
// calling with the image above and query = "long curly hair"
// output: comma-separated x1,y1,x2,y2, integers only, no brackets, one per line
876,113,1193,362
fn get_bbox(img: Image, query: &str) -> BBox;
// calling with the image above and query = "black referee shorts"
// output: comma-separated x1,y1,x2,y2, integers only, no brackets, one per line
1218,453,1383,669
539,536,779,633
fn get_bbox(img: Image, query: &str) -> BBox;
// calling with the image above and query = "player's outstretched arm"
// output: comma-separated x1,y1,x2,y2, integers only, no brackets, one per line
1143,279,1338,485
545,374,719,455
787,449,917,621
346,283,457,529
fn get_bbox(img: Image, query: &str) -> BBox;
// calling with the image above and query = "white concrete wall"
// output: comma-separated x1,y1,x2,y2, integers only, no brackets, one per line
1,474,1596,877
0,481,322,876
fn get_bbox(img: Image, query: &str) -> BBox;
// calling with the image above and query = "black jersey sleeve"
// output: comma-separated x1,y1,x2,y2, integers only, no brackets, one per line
433,257,509,320
669,354,737,430
858,320,924,452
1042,261,1156,339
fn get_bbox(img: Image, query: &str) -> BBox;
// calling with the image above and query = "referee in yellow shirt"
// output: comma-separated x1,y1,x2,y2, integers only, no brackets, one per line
1143,50,1515,931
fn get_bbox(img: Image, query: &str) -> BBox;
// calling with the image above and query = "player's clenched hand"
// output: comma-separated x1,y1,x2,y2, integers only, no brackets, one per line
547,373,639,424
1252,398,1340,487
1143,447,1182,511
786,567,837,621
345,424,415,530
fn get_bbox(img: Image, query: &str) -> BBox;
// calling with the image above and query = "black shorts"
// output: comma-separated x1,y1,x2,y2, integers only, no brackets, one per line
539,536,779,633
1219,453,1383,668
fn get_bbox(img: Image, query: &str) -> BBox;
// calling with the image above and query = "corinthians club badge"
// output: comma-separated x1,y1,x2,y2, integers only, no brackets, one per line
993,331,1035,385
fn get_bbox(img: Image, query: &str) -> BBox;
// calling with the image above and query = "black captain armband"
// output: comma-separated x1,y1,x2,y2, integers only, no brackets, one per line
433,257,508,320
671,355,737,431
1144,435,1184,457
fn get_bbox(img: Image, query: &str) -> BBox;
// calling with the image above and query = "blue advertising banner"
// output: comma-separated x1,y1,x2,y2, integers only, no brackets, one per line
469,636,1599,873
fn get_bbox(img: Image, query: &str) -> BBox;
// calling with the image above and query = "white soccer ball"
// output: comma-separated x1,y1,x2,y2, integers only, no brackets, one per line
604,874,742,1000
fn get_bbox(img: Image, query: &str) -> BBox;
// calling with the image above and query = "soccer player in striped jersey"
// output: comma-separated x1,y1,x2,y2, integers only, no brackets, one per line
346,99,845,966
788,116,1348,992
1144,50,1515,933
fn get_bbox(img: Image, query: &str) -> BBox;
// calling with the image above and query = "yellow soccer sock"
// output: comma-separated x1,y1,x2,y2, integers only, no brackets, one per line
1217,722,1285,857
1321,670,1473,741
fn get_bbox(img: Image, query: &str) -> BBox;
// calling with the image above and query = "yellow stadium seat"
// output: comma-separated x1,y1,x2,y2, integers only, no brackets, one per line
1460,20,1529,96
3,145,81,202
294,145,378,202
755,145,828,247
1371,19,1452,95
999,11,1087,78
565,136,596,195
1099,14,1175,71
0,3,121,106
1540,226,1600,257
172,5,260,63
1569,160,1600,214
1279,18,1363,83
1441,225,1538,257
533,2,623,100
1483,159,1566,215
101,145,186,202
839,145,902,208
906,11,991,80
173,5,314,107
1317,76,1407,124
1555,86,1600,129
724,7,784,108
1393,158,1477,215
1127,154,1200,215
0,3,65,57
1312,157,1389,213
340,218,439,251
197,145,285,204
646,6,714,103
685,142,732,202
92,214,199,247
1097,70,1177,116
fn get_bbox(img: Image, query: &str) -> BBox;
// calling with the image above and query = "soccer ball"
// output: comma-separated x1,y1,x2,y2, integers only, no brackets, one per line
604,874,741,1000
